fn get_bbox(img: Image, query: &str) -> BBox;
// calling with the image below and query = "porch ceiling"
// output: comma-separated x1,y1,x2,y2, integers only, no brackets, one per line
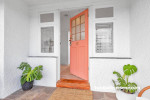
23,0,107,6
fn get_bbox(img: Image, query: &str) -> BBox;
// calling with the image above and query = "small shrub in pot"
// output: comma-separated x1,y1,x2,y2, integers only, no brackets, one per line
18,62,43,91
112,64,138,100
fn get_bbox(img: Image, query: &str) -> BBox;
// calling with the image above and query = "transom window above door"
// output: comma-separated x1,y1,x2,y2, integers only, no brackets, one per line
71,15,85,41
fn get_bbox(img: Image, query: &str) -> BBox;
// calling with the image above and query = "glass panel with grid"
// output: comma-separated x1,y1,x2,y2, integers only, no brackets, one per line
96,22,113,53
71,15,86,41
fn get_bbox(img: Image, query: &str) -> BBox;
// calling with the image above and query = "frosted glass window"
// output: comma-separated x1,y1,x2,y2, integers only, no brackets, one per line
41,27,54,53
95,7,114,18
40,13,54,23
96,22,113,53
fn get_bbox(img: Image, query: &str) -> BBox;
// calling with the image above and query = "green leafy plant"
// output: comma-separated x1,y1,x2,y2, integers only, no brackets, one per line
18,62,43,85
112,64,138,94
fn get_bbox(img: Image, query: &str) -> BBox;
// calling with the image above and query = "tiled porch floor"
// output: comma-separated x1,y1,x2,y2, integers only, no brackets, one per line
2,86,117,100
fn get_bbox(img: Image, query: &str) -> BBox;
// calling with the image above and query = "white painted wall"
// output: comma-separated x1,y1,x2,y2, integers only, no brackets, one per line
27,57,57,87
130,0,150,98
89,59,132,92
0,0,30,98
0,0,5,98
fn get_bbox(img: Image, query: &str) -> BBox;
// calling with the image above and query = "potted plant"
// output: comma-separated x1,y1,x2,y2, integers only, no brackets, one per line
112,64,138,100
18,62,43,91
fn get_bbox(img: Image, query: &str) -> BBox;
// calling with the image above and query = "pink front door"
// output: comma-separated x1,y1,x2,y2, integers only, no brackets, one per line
70,9,88,80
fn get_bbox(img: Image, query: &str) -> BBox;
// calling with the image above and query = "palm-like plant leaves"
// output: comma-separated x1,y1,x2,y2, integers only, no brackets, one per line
18,62,31,71
18,62,43,85
113,71,127,87
112,64,138,94
127,82,137,93
123,64,137,76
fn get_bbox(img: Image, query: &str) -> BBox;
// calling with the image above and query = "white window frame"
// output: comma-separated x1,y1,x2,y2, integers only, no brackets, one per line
38,11,60,57
91,5,118,57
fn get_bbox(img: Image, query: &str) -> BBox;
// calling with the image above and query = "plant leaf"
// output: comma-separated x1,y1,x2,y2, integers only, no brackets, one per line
127,82,137,93
113,71,127,88
21,75,27,85
123,64,137,76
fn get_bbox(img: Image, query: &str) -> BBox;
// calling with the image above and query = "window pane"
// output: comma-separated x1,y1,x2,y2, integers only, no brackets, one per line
40,13,54,23
76,33,80,41
72,35,75,41
81,15,85,23
41,27,54,53
72,20,76,27
72,27,75,35
96,22,113,53
76,25,80,33
81,32,85,40
81,23,85,32
76,17,80,25
95,7,114,18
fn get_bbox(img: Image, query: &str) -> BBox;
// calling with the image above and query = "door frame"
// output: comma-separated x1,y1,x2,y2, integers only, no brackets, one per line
59,7,89,82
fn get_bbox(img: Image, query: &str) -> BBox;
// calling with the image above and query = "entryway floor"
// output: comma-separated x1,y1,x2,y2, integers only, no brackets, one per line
61,65,83,80
3,86,117,100
59,65,89,90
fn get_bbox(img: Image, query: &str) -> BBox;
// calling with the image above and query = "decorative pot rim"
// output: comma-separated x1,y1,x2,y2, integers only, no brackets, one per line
116,90,137,95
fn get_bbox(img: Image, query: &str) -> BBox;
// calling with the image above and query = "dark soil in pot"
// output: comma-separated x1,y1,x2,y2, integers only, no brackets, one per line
22,81,34,91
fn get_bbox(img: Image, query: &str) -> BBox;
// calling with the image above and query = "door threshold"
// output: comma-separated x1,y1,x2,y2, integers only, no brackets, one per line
56,79,90,90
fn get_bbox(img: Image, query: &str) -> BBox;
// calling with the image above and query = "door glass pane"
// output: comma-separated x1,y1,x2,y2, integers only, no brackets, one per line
96,22,113,53
72,35,75,41
40,13,54,23
72,27,75,35
81,32,85,40
81,23,85,32
81,15,85,23
76,17,80,25
72,20,75,27
76,33,80,41
95,7,114,18
76,25,80,33
41,27,54,53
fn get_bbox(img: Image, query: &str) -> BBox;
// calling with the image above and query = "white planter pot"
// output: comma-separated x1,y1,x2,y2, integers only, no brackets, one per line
116,90,137,100
136,97,149,100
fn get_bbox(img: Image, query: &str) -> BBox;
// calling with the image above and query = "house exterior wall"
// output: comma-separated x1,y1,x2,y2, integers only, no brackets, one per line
130,0,150,98
29,0,131,93
27,57,57,87
0,0,5,98
0,0,30,98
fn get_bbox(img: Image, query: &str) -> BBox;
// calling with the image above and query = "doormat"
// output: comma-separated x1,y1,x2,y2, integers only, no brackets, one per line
48,87,93,100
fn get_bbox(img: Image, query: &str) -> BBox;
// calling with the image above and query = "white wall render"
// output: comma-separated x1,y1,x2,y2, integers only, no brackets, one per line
2,0,29,98
0,0,5,98
130,0,150,98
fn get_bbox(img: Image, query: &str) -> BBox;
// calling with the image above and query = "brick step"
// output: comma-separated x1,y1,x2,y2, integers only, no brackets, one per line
56,79,90,90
